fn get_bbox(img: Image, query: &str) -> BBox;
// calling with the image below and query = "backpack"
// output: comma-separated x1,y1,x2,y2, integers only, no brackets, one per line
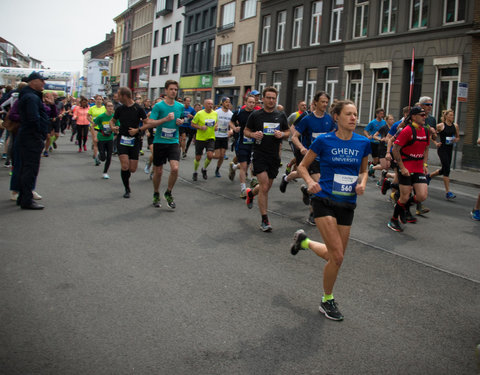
400,124,429,161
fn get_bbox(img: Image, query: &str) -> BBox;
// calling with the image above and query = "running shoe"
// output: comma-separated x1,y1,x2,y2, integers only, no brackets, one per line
319,299,344,321
228,162,235,181
78,148,82,152
32,191,42,200
240,189,247,199
149,172,153,180
139,149,144,156
376,180,382,187
192,172,198,181
144,162,151,174
164,191,176,209
53,142,57,149
102,173,110,179
279,174,288,193
153,193,161,208
49,146,53,152
43,151,49,157
215,170,221,178
95,158,101,166
245,188,254,209
4,161,11,168
123,189,131,199
368,164,375,177
398,206,407,224
405,210,417,223
446,192,456,200
1,153,6,159
471,209,480,221
381,178,391,195
290,229,307,255
285,166,291,175
387,218,403,232
416,204,430,215
83,145,87,152
201,168,208,180
182,152,187,159
426,173,432,185
381,170,388,180
224,155,229,160
307,212,316,226
260,221,272,232
250,178,258,188
300,184,310,206
10,191,18,201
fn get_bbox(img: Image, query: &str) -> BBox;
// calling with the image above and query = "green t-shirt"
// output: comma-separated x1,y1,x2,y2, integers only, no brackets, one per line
88,105,106,123
193,109,218,141
150,100,184,144
94,112,117,141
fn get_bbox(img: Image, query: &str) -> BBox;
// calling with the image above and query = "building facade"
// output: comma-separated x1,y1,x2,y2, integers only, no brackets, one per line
149,0,184,99
212,0,260,107
180,0,217,104
257,0,478,168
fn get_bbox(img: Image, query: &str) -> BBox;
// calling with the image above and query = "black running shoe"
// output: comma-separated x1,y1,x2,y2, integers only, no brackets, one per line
123,189,131,199
300,184,310,206
307,212,316,226
201,168,207,180
53,142,57,149
260,221,272,232
290,229,307,255
164,192,176,209
192,172,198,181
153,193,161,208
381,178,391,195
405,210,417,223
387,218,403,232
319,299,344,321
279,174,288,193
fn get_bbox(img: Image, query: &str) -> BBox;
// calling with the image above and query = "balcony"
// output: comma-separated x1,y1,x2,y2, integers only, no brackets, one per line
214,65,232,74
156,0,173,16
217,23,235,33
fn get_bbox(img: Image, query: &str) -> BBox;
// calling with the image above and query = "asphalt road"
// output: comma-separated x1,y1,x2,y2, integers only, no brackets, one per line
1,136,479,375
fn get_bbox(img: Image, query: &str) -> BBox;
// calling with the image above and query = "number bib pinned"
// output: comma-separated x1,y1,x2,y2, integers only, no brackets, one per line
120,135,135,147
263,122,279,135
332,174,357,196
205,119,215,128
161,127,176,139
243,136,254,145
445,136,454,145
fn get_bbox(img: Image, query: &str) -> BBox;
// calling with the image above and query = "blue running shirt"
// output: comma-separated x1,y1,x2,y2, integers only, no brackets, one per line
295,112,336,148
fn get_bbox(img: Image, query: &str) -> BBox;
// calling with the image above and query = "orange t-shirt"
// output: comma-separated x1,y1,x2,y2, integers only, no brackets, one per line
73,106,90,125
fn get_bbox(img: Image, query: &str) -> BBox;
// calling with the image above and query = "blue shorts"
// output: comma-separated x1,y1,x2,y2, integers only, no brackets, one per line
235,143,253,163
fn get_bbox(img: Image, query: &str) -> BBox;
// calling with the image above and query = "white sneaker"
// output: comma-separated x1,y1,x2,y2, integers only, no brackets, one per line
103,173,110,179
32,191,42,200
144,162,151,174
10,191,18,201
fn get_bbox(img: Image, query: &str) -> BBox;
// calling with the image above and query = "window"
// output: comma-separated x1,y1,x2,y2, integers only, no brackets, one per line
258,72,267,94
238,43,254,64
410,0,428,29
193,44,199,70
218,43,233,68
273,71,282,104
202,10,208,29
200,41,207,71
276,11,286,51
241,0,256,19
436,66,459,118
173,54,179,73
187,16,194,34
353,0,368,38
346,70,362,111
160,57,169,75
208,39,215,70
444,0,465,24
153,30,159,47
210,6,217,27
292,6,303,48
380,0,397,34
261,15,271,53
221,2,235,29
305,69,318,105
372,68,390,118
162,25,172,44
310,1,323,45
326,67,339,99
186,45,193,73
151,59,157,76
330,0,343,42
175,21,181,40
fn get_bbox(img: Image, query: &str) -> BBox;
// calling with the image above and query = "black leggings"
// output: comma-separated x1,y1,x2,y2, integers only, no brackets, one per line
437,145,453,177
98,140,113,173
76,125,89,148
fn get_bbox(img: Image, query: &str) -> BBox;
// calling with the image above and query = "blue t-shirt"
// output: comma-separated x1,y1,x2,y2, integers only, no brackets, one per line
150,100,185,144
310,132,371,204
181,105,196,128
365,119,386,144
295,112,336,148
389,120,402,136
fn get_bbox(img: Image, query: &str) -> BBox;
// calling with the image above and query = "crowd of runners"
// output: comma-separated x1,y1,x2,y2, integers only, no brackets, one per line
1,75,479,321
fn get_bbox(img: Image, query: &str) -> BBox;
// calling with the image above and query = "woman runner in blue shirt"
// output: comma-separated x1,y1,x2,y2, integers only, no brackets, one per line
290,100,370,321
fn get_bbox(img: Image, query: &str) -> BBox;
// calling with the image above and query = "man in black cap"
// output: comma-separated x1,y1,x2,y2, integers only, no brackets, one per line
16,72,50,209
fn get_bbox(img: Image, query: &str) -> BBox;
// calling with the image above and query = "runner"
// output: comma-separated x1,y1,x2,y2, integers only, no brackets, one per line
191,99,218,181
371,113,395,184
244,87,289,232
180,96,196,158
228,94,256,197
42,92,57,157
110,87,147,198
427,109,460,200
290,99,370,321
72,97,90,152
364,108,386,176
388,106,430,232
213,97,233,177
87,95,106,166
93,101,117,179
139,80,184,209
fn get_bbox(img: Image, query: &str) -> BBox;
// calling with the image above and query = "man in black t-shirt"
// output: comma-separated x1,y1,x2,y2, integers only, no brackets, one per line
244,87,289,232
110,86,147,198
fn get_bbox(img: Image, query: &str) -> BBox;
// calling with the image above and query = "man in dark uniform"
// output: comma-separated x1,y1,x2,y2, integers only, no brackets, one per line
17,72,50,209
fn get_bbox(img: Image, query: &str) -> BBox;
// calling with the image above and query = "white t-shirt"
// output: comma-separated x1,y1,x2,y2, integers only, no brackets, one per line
215,108,233,138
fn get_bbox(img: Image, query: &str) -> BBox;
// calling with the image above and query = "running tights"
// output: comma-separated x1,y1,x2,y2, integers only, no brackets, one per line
98,140,113,173
76,125,89,148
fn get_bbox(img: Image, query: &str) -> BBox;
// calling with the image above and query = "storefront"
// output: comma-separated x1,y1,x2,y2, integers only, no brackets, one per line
130,64,149,97
179,74,212,105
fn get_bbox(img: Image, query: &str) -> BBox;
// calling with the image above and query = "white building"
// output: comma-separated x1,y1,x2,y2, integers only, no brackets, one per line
86,59,110,98
148,0,184,99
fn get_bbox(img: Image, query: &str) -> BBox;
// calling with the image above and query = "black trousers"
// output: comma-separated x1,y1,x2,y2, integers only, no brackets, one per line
18,137,44,206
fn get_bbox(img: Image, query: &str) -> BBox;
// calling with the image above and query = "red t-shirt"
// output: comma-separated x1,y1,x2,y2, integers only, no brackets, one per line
394,123,429,173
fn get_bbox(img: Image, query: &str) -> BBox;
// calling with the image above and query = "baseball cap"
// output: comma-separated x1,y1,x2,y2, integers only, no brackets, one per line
409,106,426,116
26,71,48,82
251,90,260,95
221,96,230,103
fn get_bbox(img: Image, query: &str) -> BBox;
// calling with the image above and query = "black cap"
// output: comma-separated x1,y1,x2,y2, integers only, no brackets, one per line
409,106,425,116
26,71,48,82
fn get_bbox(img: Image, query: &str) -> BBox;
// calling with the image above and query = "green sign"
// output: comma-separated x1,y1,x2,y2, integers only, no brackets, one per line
180,75,212,89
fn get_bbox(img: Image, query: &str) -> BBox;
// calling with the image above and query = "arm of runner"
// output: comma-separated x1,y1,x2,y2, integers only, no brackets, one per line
454,123,460,143
385,134,394,161
356,156,369,195
109,117,119,133
291,128,306,154
297,149,321,194
423,146,429,175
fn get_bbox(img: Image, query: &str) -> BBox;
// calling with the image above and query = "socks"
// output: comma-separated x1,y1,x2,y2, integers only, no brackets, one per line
393,200,406,219
322,294,334,303
261,214,268,223
194,159,200,171
301,238,310,249
121,170,131,191
240,183,246,191
204,158,211,169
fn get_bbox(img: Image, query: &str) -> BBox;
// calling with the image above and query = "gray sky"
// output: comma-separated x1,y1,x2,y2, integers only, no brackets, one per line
0,0,127,73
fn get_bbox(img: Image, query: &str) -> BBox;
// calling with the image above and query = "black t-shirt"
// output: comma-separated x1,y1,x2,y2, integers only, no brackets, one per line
377,124,390,152
231,108,254,144
113,103,147,137
246,108,288,155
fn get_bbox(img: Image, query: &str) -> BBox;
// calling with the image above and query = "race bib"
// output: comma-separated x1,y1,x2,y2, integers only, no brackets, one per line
332,174,358,196
184,111,189,123
445,136,454,145
312,132,325,140
161,127,176,139
263,122,280,135
243,136,254,145
217,123,228,136
205,119,215,128
120,135,135,147
102,124,111,134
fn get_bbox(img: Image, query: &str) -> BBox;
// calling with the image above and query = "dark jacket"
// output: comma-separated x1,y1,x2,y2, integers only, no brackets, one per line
18,86,49,141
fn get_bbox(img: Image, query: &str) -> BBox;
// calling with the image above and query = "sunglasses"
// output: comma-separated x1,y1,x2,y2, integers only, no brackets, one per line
422,103,433,106
418,113,427,117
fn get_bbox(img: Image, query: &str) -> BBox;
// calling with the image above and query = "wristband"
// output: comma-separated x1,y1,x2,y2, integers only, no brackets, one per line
423,163,428,167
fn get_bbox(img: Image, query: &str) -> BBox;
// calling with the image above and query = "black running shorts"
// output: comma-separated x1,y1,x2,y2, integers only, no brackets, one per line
311,197,356,226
